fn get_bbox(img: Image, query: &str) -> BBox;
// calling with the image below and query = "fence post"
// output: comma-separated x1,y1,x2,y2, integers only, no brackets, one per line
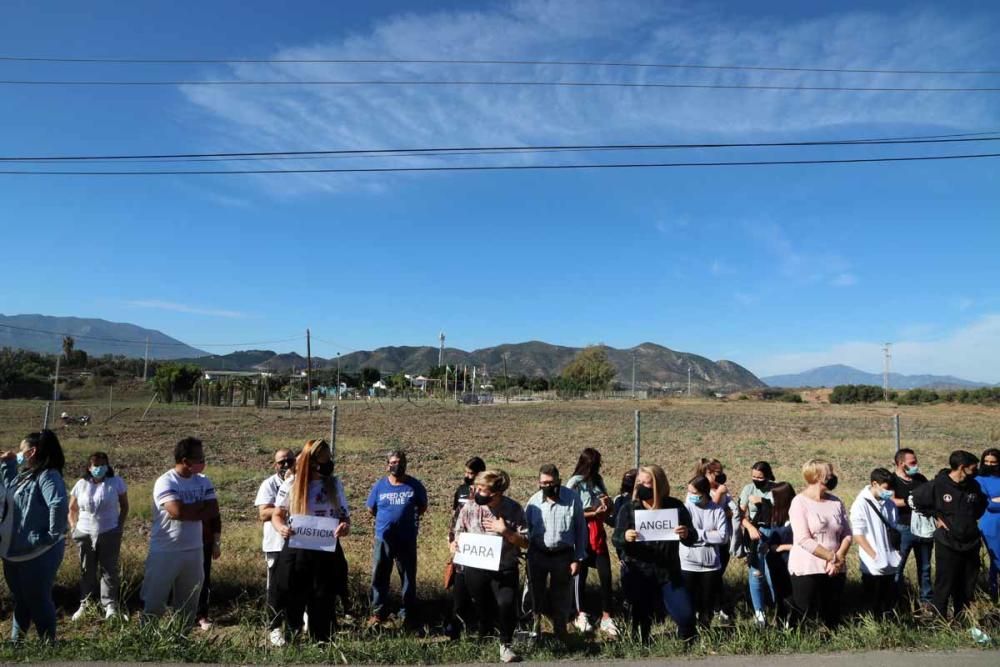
42,401,51,430
634,409,641,468
140,393,158,422
330,405,338,473
893,413,901,453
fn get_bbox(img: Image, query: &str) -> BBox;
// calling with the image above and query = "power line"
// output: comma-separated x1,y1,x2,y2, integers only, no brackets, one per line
1,151,998,176
0,322,302,348
1,54,997,76
2,131,999,163
3,78,1000,92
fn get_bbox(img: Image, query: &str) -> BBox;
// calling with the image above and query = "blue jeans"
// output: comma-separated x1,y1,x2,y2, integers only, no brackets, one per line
748,527,776,613
622,564,696,643
3,540,66,641
896,525,933,604
370,537,417,620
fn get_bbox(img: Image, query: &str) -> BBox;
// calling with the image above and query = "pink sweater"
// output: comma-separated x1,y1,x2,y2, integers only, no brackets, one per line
788,493,850,576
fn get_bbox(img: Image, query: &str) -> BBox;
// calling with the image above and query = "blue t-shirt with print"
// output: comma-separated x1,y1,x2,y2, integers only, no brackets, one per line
366,476,428,542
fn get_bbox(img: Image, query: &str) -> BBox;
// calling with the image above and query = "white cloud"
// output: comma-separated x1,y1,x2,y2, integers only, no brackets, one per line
127,300,246,319
179,2,999,195
746,221,854,285
710,259,734,276
956,297,975,311
831,272,857,287
748,314,1000,382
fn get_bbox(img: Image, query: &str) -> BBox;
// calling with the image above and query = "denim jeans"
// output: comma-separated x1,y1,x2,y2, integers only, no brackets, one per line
622,565,696,643
370,537,417,620
3,539,66,641
896,524,933,604
748,526,776,613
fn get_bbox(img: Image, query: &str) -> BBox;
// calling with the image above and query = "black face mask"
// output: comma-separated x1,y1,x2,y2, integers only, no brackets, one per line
542,484,559,499
316,461,334,477
463,475,476,486
474,493,492,506
715,472,727,485
981,464,999,477
825,474,839,491
753,479,769,491
636,486,654,501
389,463,406,477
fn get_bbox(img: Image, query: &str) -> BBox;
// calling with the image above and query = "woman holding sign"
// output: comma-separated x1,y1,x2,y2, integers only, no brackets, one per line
451,469,529,664
272,439,350,643
612,465,697,644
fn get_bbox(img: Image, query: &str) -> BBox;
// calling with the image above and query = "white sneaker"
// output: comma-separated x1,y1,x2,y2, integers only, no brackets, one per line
500,644,520,663
599,616,619,637
71,602,91,621
269,628,287,647
717,609,731,622
573,612,593,633
754,610,767,627
104,604,127,621
302,611,309,633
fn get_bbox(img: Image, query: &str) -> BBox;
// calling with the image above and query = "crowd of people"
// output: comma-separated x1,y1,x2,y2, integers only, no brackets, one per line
1,429,999,663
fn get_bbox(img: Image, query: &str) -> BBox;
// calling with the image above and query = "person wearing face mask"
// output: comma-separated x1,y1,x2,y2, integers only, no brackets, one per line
977,448,1000,601
889,447,933,608
788,459,851,628
525,464,587,641
1,430,68,641
694,458,737,622
445,456,486,640
566,447,617,636
141,437,219,629
913,450,988,618
612,465,697,644
255,448,298,644
679,475,731,628
738,461,777,625
366,449,428,631
272,439,351,643
451,469,528,664
69,451,129,621
849,468,902,617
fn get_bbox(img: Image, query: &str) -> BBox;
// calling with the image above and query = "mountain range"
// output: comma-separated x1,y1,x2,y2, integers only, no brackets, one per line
0,314,208,359
762,364,993,390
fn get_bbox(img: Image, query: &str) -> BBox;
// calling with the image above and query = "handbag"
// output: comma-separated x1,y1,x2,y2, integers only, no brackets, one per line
865,499,902,551
443,559,456,589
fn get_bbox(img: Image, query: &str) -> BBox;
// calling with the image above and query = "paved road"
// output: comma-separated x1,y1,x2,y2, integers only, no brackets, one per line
41,648,998,667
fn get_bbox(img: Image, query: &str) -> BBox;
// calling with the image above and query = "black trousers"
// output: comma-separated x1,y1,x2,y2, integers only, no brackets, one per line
197,541,213,619
790,573,845,628
576,547,613,615
932,544,980,618
451,568,473,627
861,573,898,617
464,566,519,644
265,551,282,630
275,545,348,641
527,549,574,629
681,570,720,627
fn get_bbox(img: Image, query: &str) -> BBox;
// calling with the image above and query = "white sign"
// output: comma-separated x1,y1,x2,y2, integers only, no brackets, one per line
453,532,503,571
288,514,339,552
635,509,680,541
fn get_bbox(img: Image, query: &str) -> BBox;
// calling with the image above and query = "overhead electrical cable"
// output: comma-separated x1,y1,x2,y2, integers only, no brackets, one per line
0,54,997,76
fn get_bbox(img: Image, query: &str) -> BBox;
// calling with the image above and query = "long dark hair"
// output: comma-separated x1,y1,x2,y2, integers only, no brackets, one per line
770,482,794,526
751,460,775,482
22,430,65,475
83,451,116,481
572,447,604,484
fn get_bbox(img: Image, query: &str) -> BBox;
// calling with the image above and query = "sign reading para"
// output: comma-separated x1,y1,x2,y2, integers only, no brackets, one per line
634,508,680,541
453,532,503,571
288,514,340,552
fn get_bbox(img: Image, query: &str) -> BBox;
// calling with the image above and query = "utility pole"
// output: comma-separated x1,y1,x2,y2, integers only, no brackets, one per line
631,350,636,399
306,328,313,411
330,405,338,472
502,353,510,404
439,331,446,368
336,352,341,400
882,343,892,401
634,410,641,468
142,337,150,381
53,355,61,406
687,365,692,397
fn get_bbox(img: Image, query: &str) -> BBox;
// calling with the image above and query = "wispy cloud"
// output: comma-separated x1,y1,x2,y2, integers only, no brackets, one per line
179,1,999,195
831,272,858,287
127,300,246,319
748,314,1000,382
747,221,854,285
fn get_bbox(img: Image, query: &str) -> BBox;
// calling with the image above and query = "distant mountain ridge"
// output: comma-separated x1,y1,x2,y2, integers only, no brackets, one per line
762,364,992,390
185,340,765,391
0,314,208,359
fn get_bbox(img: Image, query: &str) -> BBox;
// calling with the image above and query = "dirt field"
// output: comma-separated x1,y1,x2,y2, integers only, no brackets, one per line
0,396,997,654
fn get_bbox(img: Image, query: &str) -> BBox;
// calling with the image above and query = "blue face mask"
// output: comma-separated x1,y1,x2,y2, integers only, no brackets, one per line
878,488,894,501
687,494,703,505
15,451,28,466
90,465,108,479
905,465,919,476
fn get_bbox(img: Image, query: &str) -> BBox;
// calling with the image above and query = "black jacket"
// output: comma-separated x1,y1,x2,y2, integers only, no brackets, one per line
612,496,696,585
912,470,988,552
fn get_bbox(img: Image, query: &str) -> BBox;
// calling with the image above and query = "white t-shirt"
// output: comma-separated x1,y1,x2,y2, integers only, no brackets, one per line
72,476,127,535
275,476,349,520
849,486,902,576
149,470,216,553
254,473,285,553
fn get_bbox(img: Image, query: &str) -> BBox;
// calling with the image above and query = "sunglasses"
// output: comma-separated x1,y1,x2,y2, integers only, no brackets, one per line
277,459,296,467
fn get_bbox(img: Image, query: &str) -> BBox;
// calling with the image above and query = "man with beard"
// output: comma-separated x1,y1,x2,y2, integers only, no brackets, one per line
255,448,297,645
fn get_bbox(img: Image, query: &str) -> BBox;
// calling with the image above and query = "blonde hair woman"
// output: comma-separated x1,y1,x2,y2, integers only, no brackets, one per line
788,459,851,627
271,439,350,644
611,464,697,643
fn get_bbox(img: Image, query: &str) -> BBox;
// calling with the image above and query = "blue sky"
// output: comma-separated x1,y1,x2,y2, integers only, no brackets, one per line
2,0,999,380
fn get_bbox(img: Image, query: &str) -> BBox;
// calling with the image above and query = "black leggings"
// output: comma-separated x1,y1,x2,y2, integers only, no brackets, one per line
275,545,348,641
464,566,519,644
790,573,845,628
682,570,720,627
577,548,613,615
